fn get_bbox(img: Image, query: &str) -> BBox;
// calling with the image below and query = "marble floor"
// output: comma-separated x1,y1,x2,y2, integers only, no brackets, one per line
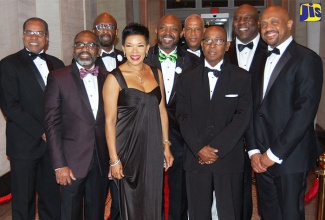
0,170,319,220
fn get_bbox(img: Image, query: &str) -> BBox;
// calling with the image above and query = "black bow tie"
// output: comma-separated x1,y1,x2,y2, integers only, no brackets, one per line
267,48,280,57
205,67,221,78
101,51,116,58
237,42,254,52
29,52,46,60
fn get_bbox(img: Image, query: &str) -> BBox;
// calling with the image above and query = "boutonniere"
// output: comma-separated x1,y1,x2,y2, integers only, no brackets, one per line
117,54,123,62
175,67,182,74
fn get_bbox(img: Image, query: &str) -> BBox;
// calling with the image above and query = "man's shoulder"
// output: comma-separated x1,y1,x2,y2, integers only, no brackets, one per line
0,50,24,64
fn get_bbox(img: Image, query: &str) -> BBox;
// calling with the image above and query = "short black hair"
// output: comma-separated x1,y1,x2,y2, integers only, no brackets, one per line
23,17,49,34
122,23,149,45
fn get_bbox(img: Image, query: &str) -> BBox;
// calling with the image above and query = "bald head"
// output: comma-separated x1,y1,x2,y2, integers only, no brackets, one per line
183,14,205,51
202,26,229,67
260,6,293,48
233,4,260,43
156,14,183,53
92,12,118,51
93,12,117,28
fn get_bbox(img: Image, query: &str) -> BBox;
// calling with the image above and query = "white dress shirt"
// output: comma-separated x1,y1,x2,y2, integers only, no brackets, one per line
76,63,99,119
205,59,223,100
100,46,116,72
235,33,260,71
160,47,177,103
28,49,50,85
187,48,201,57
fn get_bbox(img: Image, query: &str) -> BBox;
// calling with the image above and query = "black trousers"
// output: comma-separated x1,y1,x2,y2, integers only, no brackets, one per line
256,171,307,220
165,133,188,220
242,153,253,220
10,150,60,220
109,180,120,220
60,154,108,220
186,171,243,220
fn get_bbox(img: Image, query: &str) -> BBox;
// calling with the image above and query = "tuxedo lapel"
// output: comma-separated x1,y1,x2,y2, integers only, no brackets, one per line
21,50,46,91
264,47,292,98
169,48,185,104
70,63,94,119
95,58,106,70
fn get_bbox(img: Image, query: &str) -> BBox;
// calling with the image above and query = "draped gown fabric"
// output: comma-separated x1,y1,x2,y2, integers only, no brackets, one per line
112,67,164,220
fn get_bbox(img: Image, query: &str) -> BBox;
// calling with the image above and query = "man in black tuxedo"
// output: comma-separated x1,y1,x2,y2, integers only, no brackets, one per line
247,6,323,220
44,30,109,220
144,14,199,220
225,4,267,219
92,12,125,220
176,25,252,220
182,14,205,59
0,17,64,219
93,12,125,72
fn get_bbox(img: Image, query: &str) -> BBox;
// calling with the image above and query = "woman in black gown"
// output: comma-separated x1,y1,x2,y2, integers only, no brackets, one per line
103,23,174,220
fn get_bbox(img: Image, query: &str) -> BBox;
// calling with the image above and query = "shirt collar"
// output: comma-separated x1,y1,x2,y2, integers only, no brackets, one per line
268,36,293,55
236,33,260,52
100,46,115,56
159,47,177,55
204,59,223,71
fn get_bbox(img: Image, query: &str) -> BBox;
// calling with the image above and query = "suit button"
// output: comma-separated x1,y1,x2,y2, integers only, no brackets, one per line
207,125,214,129
258,113,263,117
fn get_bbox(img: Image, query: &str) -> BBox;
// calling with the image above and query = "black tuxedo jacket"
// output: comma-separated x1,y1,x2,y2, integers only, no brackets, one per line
176,61,252,173
44,62,109,178
0,49,65,159
225,37,267,74
144,45,200,149
246,40,323,175
95,48,126,71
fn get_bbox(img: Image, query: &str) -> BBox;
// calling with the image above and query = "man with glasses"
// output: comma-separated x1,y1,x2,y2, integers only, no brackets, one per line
44,30,110,219
93,13,125,73
0,17,64,219
92,12,125,220
176,26,252,219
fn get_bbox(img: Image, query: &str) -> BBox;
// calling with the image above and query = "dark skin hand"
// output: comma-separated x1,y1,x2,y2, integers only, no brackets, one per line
251,152,275,173
55,166,76,185
198,145,218,164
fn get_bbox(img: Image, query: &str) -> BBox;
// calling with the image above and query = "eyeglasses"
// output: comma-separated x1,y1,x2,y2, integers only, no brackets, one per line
95,24,116,32
23,30,47,37
74,42,98,50
202,38,225,46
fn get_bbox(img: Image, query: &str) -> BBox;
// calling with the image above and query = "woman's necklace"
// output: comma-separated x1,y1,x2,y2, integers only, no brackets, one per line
134,67,144,84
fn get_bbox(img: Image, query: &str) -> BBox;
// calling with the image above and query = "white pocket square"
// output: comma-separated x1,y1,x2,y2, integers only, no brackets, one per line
225,94,238,97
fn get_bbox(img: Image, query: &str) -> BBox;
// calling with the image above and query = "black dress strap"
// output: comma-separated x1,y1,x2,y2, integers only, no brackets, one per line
112,68,128,89
150,66,160,85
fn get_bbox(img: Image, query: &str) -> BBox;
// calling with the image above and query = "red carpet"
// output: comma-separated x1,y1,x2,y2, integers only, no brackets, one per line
164,171,170,220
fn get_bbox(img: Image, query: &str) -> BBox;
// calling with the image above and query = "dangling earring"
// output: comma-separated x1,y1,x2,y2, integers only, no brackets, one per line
123,52,126,57
145,52,148,58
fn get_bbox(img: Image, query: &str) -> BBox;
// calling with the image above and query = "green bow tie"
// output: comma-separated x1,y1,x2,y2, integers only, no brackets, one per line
158,51,178,63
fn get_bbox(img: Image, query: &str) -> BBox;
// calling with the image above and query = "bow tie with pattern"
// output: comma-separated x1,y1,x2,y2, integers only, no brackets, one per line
158,51,178,63
266,48,280,57
29,52,46,60
205,67,221,78
79,66,99,79
237,42,254,52
101,51,116,58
